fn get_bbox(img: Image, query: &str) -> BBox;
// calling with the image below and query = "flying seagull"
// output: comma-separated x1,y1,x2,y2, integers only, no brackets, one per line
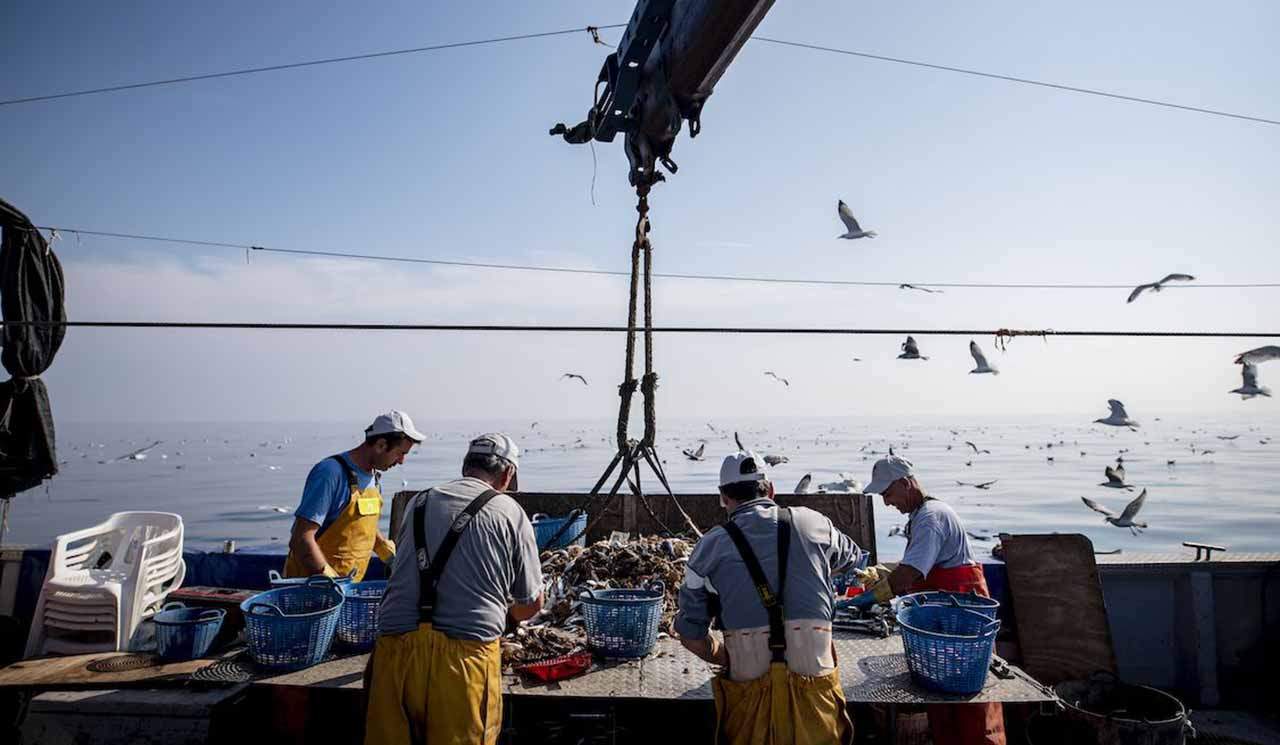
964,441,990,455
795,474,812,494
107,440,163,463
1081,490,1149,535
1126,273,1195,303
1231,362,1272,399
899,283,942,294
836,200,877,240
682,443,706,461
561,373,588,385
968,341,999,375
1234,345,1280,366
764,371,790,387
1099,464,1133,490
898,336,929,360
1094,399,1139,428
956,480,998,490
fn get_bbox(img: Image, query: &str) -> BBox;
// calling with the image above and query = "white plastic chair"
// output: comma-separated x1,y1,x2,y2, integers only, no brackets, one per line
25,511,186,657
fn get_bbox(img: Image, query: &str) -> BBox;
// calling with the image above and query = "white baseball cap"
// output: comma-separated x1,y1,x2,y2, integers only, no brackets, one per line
719,450,769,488
365,410,425,443
865,454,915,495
467,433,519,469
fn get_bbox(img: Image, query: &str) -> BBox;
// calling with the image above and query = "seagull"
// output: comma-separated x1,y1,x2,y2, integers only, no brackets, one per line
795,474,812,494
887,525,906,539
1216,435,1240,441
956,480,998,490
763,454,790,466
682,443,706,461
1099,464,1133,490
968,341,999,375
1126,273,1196,303
257,505,291,514
1094,399,1139,428
561,373,589,386
851,357,863,363
898,336,929,360
764,371,790,387
1231,362,1272,399
1234,346,1280,366
1081,490,1149,535
836,200,877,240
964,441,990,455
817,474,863,493
899,283,942,294
107,440,163,463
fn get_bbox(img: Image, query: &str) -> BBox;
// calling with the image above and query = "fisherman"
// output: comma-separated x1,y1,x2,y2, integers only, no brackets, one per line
283,411,423,582
859,455,1006,745
674,450,865,744
365,433,543,745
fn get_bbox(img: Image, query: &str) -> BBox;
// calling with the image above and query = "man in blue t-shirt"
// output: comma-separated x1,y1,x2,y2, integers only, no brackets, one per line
283,411,424,580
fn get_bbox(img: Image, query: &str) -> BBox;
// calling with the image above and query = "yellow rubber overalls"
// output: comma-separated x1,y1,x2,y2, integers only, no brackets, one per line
713,508,854,745
283,454,382,582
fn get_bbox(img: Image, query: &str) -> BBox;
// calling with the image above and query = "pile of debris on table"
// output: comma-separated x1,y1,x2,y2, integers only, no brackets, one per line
501,535,693,667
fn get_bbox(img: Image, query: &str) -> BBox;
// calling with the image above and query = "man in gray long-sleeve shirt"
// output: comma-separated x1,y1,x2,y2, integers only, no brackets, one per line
674,450,863,744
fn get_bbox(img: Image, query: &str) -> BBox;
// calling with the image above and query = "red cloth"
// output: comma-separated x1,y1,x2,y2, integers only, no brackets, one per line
912,562,1006,745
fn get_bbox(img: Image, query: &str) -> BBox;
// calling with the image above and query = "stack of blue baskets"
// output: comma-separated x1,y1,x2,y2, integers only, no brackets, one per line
896,591,1000,694
531,511,588,550
580,580,664,658
241,577,345,671
153,602,225,662
336,580,386,651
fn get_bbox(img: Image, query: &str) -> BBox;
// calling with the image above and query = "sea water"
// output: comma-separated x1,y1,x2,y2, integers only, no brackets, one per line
6,416,1278,561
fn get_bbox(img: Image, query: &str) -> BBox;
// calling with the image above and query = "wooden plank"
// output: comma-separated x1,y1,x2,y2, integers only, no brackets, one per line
1003,533,1117,685
0,648,243,689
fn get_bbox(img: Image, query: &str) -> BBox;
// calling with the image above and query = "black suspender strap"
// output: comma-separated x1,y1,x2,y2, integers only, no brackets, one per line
413,488,501,623
328,455,359,491
721,506,793,663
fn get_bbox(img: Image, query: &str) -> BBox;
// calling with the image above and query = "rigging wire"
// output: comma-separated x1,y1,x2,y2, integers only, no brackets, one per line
0,25,627,107
751,37,1280,127
1,321,1273,338
34,225,1280,292
0,23,1272,128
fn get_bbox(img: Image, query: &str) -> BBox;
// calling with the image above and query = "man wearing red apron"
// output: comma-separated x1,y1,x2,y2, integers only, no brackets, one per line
860,455,1006,745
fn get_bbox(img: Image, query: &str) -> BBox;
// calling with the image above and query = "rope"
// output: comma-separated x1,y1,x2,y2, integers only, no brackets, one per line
36,226,1280,292
639,193,658,449
4,321,1275,338
994,328,1054,351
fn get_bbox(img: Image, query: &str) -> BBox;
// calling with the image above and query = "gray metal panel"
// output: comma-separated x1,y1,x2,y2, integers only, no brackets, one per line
504,634,1054,704
1103,574,1178,688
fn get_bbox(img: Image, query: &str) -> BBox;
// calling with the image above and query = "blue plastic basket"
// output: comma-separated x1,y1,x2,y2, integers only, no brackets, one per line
579,580,664,658
268,569,357,587
240,577,345,671
153,602,225,662
897,603,1000,694
531,511,588,550
899,590,1000,620
336,580,386,651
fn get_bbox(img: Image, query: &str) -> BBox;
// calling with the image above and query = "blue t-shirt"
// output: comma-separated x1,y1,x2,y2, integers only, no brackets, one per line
295,453,377,535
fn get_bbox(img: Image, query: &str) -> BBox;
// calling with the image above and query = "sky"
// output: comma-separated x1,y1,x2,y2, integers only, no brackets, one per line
2,0,1278,425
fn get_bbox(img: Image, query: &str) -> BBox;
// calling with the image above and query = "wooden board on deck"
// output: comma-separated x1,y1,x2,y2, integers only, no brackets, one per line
1003,533,1118,685
0,648,244,689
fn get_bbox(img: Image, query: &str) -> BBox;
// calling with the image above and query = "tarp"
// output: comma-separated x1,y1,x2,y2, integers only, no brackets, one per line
0,199,65,499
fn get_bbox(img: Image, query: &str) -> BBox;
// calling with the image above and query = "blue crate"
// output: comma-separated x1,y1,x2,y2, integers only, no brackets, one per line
531,511,587,550
336,580,386,651
579,581,664,658
897,604,1000,694
899,590,1000,620
240,577,345,671
153,602,225,662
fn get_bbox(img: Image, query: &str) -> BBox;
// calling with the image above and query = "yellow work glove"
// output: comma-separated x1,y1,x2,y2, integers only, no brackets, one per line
374,535,396,563
853,564,890,588
321,564,340,578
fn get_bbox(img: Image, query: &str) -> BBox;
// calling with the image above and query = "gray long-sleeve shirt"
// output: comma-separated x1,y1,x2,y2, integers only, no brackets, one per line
674,498,865,641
